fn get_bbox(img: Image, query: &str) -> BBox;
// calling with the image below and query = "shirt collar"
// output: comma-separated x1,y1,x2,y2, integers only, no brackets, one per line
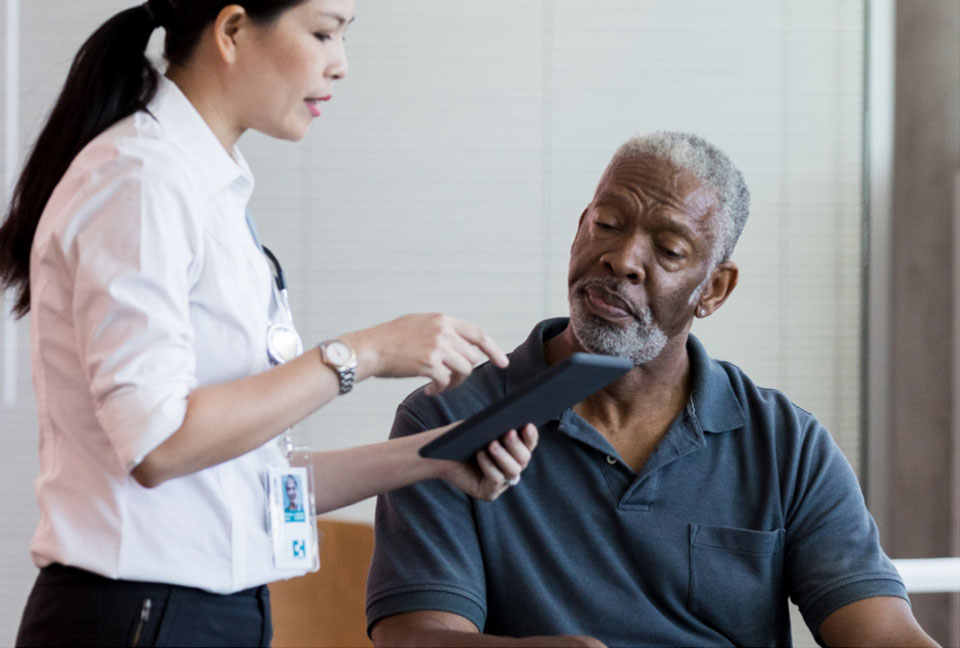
683,333,746,433
508,318,745,434
504,318,566,394
147,77,254,200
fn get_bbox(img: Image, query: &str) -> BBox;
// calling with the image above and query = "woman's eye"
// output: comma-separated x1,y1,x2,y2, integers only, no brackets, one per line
314,33,332,42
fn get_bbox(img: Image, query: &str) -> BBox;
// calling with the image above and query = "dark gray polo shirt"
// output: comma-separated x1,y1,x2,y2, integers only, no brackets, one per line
366,318,906,646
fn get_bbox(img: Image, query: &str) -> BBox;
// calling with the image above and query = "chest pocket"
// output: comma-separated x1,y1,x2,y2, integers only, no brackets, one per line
688,523,786,645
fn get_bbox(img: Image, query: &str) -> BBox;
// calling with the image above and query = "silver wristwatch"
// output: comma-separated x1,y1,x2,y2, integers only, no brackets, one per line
319,339,357,395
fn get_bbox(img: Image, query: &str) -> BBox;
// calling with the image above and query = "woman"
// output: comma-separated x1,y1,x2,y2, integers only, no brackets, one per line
0,1,538,645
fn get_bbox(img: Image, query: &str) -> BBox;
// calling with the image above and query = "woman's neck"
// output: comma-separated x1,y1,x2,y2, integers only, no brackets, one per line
165,64,244,152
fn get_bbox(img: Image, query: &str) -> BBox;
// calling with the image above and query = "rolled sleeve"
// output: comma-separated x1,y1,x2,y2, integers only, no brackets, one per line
366,404,489,635
70,169,200,471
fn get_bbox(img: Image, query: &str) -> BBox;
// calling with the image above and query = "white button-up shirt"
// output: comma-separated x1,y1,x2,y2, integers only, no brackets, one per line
28,77,304,592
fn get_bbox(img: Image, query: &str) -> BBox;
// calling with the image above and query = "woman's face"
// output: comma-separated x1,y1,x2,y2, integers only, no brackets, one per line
235,0,353,141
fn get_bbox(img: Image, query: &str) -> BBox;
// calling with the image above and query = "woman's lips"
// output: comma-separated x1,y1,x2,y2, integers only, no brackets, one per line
305,99,322,117
304,96,331,118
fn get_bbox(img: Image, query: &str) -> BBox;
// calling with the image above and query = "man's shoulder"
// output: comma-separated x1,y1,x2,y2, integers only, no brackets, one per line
688,335,822,441
717,358,814,414
393,319,564,438
701,355,833,468
394,359,509,437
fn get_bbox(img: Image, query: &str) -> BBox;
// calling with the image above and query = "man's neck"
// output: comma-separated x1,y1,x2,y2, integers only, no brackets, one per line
544,323,693,472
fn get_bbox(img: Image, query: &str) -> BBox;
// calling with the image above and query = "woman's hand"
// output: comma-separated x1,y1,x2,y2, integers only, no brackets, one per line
433,423,539,501
341,314,508,395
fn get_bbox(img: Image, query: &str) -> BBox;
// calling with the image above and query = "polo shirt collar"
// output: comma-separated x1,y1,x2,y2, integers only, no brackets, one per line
147,76,254,200
685,333,746,434
503,318,566,394
506,318,745,434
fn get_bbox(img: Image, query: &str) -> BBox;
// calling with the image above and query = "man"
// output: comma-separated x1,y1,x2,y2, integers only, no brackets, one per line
284,474,301,512
365,132,937,647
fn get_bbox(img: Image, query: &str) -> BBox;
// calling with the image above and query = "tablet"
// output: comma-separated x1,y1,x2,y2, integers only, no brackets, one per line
418,352,633,461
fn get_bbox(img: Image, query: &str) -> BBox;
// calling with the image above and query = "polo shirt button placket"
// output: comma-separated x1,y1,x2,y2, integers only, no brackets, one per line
606,455,617,465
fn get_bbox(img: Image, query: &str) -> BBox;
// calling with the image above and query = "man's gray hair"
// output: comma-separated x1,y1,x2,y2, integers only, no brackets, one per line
610,131,750,265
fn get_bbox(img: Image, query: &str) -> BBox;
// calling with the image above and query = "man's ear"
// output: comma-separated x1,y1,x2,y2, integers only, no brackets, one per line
212,5,249,64
695,260,739,318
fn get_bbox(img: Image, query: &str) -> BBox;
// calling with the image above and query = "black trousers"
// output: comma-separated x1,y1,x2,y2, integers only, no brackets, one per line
16,564,273,647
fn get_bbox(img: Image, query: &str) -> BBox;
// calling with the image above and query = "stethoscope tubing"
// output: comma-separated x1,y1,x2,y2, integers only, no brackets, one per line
261,245,286,293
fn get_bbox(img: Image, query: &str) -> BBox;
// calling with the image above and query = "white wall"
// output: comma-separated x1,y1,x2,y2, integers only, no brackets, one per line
0,1,864,644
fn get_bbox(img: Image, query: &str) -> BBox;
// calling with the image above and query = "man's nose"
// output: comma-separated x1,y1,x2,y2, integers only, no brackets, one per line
600,236,646,283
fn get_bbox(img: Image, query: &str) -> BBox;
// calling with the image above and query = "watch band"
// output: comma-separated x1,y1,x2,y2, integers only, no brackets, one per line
336,366,355,395
319,340,357,395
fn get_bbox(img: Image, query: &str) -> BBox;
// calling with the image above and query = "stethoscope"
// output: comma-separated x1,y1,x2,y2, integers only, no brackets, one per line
245,209,303,367
262,244,304,366
263,244,303,459
246,212,303,458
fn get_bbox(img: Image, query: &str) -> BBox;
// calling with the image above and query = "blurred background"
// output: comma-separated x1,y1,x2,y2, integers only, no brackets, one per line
1,0,957,645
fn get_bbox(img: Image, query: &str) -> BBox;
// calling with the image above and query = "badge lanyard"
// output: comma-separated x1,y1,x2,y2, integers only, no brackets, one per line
246,211,319,572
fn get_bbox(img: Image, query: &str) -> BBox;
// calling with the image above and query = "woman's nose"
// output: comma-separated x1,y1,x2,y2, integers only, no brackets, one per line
328,39,348,80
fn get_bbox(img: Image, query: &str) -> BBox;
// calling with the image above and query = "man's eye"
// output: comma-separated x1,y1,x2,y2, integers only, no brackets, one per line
596,221,617,231
658,246,684,259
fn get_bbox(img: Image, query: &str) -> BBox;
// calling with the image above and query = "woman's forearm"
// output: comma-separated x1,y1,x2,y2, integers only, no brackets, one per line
130,313,508,488
132,346,341,487
308,429,446,514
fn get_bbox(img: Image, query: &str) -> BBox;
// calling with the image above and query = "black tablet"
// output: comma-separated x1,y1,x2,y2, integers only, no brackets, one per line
418,352,633,461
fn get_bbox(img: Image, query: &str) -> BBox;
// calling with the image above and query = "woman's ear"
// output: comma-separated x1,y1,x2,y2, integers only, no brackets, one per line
212,4,249,64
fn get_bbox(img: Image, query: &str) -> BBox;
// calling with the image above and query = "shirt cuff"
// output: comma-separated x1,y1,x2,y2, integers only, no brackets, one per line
801,576,909,646
366,587,486,638
96,383,190,472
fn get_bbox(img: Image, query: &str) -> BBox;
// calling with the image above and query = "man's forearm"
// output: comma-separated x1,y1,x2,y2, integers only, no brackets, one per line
375,628,605,648
818,596,940,647
371,611,606,648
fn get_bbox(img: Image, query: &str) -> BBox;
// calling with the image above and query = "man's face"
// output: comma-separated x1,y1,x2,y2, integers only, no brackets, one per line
286,477,298,506
567,155,721,364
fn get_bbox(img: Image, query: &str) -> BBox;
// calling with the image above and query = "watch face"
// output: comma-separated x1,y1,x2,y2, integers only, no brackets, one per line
326,341,353,365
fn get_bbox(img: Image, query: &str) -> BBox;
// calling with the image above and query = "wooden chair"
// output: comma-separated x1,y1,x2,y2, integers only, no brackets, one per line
269,518,375,647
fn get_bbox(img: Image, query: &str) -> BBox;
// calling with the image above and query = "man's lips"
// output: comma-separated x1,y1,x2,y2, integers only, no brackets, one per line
582,284,635,318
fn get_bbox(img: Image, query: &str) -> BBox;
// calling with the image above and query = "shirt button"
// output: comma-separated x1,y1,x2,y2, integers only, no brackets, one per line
606,455,617,465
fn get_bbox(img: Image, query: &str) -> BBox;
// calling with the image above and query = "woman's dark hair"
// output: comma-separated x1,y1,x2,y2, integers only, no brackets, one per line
0,0,306,318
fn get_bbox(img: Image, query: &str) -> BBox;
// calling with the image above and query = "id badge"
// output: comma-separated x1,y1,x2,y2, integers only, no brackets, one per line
267,463,319,571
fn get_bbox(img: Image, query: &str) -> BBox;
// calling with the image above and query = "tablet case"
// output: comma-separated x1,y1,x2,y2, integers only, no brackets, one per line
418,352,633,461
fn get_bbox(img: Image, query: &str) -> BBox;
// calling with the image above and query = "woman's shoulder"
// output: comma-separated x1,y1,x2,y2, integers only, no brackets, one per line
70,110,196,192
37,111,205,259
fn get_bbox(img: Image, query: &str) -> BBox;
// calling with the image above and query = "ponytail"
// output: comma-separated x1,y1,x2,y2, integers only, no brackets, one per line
0,4,158,318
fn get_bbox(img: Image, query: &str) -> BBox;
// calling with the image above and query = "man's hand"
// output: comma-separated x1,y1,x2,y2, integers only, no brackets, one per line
431,423,539,501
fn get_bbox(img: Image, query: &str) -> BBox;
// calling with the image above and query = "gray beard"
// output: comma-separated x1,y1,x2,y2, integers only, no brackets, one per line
569,280,669,365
